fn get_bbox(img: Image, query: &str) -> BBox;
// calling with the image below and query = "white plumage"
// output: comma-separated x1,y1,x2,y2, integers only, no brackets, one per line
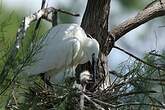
80,71,91,84
24,23,99,83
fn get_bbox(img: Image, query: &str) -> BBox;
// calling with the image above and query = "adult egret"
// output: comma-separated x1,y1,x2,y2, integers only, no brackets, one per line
24,23,100,83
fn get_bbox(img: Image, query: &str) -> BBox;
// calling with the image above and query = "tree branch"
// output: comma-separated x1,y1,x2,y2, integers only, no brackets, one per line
113,45,165,71
110,0,165,41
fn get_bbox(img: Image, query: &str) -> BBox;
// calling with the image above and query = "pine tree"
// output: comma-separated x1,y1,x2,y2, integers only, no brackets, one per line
0,0,165,110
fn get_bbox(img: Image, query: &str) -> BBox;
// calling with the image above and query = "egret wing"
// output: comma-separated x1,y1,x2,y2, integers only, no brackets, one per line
24,24,81,75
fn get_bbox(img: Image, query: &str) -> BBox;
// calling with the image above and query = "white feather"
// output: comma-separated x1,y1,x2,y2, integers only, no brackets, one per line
23,23,99,82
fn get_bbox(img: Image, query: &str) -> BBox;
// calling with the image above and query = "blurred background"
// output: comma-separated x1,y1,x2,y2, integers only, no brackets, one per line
1,0,165,70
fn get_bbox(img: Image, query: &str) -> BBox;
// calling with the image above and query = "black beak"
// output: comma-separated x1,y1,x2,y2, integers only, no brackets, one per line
92,53,98,82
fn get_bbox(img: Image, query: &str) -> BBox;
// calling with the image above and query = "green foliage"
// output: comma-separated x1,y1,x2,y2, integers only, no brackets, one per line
1,50,164,110
0,5,79,109
0,7,49,109
0,2,165,110
109,51,165,110
1,75,78,110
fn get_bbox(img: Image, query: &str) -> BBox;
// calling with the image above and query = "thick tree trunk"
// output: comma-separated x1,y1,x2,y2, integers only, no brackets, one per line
77,0,112,90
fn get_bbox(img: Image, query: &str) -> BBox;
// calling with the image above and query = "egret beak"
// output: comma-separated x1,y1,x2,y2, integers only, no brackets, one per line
91,53,98,82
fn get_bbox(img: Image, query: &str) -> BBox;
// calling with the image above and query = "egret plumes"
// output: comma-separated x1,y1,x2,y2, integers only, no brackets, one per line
24,24,100,83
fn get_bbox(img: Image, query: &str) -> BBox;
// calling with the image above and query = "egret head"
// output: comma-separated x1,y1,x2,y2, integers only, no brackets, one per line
85,38,100,64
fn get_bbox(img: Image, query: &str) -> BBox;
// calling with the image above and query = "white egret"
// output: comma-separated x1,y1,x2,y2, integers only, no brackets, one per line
24,23,100,83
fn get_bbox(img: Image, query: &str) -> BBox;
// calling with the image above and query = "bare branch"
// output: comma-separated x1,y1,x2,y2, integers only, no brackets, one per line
110,0,165,41
41,7,79,23
113,45,165,71
34,0,46,31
